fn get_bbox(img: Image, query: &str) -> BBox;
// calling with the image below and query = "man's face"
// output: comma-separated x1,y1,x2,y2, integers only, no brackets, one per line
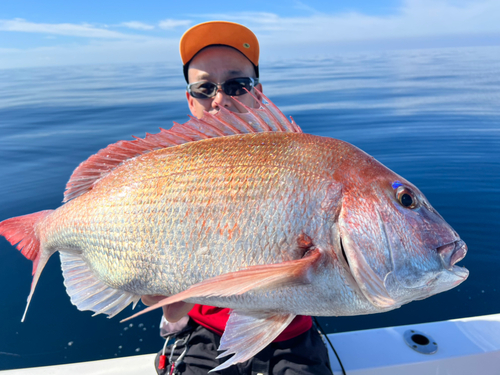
186,46,263,119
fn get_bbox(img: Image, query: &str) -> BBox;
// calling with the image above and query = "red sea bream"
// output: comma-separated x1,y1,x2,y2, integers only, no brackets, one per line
0,91,468,370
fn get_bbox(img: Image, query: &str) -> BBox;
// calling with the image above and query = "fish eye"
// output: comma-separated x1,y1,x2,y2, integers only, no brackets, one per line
396,186,418,209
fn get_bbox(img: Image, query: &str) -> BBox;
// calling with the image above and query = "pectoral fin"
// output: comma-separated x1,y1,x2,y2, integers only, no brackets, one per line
211,310,296,372
121,248,322,322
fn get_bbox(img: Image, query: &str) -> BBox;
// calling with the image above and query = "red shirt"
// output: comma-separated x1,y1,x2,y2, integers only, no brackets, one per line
188,304,312,342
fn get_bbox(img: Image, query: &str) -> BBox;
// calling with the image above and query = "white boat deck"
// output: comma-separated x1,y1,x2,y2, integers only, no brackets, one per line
326,313,500,374
3,313,500,374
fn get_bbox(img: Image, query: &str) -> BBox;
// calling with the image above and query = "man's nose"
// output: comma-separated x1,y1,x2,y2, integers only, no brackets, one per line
211,86,232,109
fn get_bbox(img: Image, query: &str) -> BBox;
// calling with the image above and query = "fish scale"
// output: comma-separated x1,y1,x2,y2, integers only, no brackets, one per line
41,133,333,296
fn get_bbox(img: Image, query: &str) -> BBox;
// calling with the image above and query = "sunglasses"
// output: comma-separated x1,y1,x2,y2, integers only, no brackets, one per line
187,77,259,99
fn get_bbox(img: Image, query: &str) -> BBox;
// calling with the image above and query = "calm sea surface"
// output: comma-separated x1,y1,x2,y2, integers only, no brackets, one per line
1,46,499,370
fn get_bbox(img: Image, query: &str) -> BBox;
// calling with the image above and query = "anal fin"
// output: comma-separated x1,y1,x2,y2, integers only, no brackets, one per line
212,310,296,372
60,252,140,318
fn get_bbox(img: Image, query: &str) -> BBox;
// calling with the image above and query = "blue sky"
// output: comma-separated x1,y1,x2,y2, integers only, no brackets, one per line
0,0,499,69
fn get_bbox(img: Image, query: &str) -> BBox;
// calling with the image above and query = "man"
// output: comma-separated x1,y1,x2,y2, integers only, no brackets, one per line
142,21,333,375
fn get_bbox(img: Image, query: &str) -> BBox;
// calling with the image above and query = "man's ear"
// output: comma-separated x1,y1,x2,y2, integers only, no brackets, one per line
186,91,196,116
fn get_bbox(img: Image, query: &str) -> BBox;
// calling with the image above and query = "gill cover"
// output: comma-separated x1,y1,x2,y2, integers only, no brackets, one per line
338,194,397,309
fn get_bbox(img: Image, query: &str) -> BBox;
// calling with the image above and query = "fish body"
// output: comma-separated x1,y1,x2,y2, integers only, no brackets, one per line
44,132,372,316
0,92,468,370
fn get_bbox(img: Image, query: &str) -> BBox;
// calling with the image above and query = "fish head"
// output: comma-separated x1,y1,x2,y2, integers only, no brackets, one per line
337,153,468,311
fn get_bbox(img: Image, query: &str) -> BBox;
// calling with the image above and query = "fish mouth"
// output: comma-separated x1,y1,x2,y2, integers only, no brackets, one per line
437,240,468,276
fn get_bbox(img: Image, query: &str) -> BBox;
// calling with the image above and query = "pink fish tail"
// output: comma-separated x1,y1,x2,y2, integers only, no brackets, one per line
0,210,53,321
0,210,52,267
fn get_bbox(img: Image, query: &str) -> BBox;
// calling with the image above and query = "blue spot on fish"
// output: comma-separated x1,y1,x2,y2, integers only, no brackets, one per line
392,180,403,189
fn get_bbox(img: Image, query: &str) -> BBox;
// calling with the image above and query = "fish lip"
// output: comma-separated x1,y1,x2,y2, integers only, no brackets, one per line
437,239,468,272
450,264,469,280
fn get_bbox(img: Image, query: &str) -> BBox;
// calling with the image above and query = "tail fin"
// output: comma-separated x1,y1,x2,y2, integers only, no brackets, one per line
0,210,54,321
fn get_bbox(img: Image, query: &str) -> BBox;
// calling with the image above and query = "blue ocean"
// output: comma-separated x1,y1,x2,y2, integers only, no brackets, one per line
1,46,499,370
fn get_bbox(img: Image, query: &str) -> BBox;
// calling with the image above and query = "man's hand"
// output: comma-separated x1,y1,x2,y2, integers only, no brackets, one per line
141,295,194,322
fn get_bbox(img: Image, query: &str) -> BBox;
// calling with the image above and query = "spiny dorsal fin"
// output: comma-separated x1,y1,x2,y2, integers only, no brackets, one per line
63,90,302,202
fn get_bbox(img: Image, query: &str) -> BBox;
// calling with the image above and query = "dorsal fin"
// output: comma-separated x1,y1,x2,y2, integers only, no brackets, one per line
63,90,302,202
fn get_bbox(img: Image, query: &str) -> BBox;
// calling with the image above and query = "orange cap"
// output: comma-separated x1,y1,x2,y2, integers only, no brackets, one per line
180,21,259,81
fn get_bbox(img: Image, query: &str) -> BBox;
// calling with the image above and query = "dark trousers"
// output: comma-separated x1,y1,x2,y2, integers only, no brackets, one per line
154,319,333,375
